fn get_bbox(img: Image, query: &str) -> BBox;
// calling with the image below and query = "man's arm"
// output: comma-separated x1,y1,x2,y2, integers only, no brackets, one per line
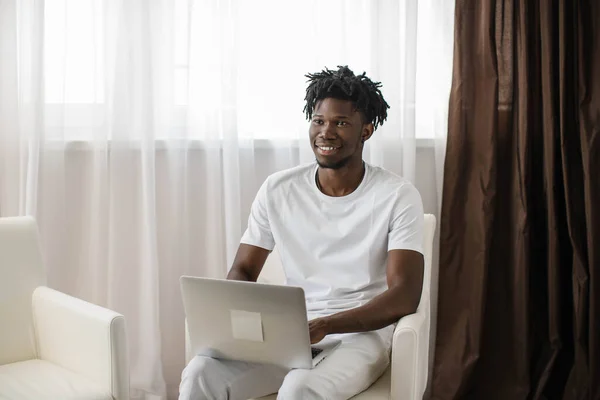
226,244,271,282
309,249,424,343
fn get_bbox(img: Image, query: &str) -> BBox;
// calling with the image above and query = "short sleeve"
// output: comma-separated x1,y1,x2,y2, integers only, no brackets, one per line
240,178,275,251
388,183,425,254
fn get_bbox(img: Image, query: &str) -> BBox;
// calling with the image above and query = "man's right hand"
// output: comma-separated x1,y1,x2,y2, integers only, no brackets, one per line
308,317,331,344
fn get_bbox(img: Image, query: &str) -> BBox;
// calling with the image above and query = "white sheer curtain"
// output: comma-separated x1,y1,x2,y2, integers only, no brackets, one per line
0,0,454,398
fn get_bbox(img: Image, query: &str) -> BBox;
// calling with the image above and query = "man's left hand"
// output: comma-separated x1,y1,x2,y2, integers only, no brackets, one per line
309,317,331,344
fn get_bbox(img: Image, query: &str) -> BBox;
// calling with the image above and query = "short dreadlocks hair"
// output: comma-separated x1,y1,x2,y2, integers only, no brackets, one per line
303,65,390,129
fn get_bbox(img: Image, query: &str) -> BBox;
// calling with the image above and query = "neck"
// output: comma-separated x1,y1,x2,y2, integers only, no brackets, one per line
317,158,365,197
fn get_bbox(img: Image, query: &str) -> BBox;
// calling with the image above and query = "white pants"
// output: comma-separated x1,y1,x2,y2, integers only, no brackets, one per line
179,325,394,400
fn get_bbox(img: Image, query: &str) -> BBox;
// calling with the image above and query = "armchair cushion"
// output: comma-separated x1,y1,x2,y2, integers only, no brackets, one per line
0,359,112,400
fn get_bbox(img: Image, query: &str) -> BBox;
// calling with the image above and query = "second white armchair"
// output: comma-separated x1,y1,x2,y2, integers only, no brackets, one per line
0,216,129,400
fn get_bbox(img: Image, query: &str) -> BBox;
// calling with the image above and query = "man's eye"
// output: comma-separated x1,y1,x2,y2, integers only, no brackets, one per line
337,121,347,126
313,119,323,125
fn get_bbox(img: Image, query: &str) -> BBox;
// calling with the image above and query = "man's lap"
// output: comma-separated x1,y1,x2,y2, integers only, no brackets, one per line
179,325,394,400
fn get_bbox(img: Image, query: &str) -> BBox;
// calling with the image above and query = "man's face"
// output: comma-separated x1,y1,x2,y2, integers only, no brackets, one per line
309,98,373,169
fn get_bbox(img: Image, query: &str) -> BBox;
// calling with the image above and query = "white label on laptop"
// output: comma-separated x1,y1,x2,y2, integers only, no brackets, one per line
230,310,264,342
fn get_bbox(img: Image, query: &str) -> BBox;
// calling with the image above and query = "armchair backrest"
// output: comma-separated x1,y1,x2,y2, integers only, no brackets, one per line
419,214,437,311
0,216,46,365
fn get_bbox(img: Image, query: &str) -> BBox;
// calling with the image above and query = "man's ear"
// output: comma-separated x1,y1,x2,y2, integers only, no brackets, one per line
361,123,375,143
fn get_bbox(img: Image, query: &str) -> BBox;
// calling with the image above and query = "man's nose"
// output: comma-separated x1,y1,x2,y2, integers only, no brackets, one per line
319,122,337,139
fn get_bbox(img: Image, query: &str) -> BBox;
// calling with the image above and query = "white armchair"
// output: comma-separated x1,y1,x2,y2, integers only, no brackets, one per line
0,216,130,400
185,214,437,400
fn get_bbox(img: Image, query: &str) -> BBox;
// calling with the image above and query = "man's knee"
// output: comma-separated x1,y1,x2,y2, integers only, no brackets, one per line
179,356,226,400
277,370,329,400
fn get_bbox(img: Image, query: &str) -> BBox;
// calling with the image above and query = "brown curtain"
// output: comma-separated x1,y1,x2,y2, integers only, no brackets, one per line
432,1,600,399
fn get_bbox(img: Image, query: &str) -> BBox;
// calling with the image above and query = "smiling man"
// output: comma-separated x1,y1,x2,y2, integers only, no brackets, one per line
179,66,425,400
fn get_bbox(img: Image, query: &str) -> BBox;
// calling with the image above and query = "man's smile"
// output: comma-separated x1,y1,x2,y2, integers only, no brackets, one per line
315,144,341,156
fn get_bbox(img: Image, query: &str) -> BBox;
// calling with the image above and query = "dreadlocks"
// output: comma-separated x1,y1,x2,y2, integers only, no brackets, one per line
303,65,390,129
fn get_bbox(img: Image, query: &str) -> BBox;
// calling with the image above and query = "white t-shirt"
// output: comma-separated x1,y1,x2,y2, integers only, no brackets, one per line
240,162,424,316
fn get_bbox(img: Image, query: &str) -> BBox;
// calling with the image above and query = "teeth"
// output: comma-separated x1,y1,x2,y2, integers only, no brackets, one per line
319,146,335,151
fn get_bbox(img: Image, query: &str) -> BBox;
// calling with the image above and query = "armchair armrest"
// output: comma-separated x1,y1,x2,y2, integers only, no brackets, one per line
390,296,430,400
32,286,129,400
185,318,193,365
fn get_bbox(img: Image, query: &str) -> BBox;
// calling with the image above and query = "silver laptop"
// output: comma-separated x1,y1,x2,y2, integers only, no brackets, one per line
180,276,341,369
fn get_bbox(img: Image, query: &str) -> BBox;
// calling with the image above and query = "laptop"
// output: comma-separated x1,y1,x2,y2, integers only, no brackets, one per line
180,276,341,369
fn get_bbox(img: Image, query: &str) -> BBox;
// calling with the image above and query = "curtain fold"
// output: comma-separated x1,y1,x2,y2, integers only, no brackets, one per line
433,1,600,399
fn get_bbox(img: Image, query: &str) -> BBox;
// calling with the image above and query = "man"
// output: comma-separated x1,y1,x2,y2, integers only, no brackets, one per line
180,66,425,400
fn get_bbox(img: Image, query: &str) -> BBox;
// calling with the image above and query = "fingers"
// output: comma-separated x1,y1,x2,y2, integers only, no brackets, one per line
310,331,324,344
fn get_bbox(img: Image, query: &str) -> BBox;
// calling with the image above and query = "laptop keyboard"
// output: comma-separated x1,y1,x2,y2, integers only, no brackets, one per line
311,347,323,359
